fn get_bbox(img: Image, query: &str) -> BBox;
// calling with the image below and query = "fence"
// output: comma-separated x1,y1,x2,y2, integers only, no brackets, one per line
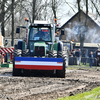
4,38,22,47
69,56,98,67
0,47,14,64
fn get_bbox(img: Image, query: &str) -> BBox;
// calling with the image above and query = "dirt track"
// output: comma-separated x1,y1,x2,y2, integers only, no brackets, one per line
0,67,100,100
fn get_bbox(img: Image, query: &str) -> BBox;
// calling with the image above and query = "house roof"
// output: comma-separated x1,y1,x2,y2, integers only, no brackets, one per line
75,42,100,48
60,10,100,30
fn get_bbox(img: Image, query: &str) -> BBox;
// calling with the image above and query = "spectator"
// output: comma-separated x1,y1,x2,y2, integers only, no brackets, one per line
71,49,75,57
71,49,76,64
89,51,94,67
75,49,81,65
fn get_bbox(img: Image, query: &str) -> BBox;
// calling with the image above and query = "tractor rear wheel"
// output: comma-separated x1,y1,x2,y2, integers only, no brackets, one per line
56,51,66,78
13,68,22,76
13,49,31,76
48,50,57,58
21,50,30,57
13,49,22,76
13,56,22,76
47,51,57,77
56,59,66,78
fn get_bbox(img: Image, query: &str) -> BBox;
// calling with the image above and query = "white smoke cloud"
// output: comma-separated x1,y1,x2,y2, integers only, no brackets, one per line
64,22,100,43
65,28,78,41
85,27,100,43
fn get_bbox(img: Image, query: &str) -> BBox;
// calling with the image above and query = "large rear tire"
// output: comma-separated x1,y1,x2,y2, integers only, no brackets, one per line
13,49,31,76
13,68,22,76
13,49,22,76
47,51,57,77
13,55,22,76
56,51,66,78
48,50,57,58
21,50,30,57
56,59,66,78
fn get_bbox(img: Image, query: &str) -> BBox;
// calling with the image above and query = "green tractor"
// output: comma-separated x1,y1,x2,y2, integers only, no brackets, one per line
13,19,68,77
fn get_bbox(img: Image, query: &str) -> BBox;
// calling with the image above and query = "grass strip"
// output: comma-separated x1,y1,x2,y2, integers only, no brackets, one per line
57,87,100,100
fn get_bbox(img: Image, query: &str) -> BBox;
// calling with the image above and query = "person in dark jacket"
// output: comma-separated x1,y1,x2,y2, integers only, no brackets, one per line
71,49,76,64
75,49,81,65
89,52,94,67
71,49,75,57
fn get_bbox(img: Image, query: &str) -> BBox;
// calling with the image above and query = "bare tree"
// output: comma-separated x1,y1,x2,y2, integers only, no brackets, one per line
32,0,36,23
65,0,76,14
11,0,14,46
85,0,88,26
51,0,57,19
77,0,81,22
1,0,6,37
0,0,25,37
90,0,100,16
77,0,84,51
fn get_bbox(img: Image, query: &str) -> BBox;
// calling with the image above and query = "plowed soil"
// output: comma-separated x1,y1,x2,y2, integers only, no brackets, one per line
0,67,100,100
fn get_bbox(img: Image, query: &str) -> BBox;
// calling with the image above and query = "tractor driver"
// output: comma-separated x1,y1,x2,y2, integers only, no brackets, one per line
34,28,45,40
43,32,50,41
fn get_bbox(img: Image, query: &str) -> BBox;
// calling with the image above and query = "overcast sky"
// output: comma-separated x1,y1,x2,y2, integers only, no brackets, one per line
59,0,100,26
59,0,77,26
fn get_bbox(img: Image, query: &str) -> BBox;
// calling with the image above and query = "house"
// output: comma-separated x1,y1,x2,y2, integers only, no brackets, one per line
74,42,100,55
58,10,100,43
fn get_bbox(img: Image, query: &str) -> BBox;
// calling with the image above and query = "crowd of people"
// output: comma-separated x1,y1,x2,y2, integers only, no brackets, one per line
71,49,96,67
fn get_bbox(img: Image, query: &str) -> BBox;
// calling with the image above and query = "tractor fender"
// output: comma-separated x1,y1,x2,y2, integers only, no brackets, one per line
58,41,63,52
17,40,25,50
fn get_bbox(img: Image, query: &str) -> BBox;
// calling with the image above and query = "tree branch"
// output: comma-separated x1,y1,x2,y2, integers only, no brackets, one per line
91,0,100,16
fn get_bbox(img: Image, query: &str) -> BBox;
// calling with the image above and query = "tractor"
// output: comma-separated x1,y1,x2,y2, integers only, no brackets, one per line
13,18,68,78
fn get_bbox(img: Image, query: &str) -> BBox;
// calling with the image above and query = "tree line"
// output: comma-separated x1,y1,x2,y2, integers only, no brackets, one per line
0,0,100,45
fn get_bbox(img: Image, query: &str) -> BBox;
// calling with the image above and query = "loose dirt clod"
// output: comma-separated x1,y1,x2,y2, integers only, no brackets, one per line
0,68,100,100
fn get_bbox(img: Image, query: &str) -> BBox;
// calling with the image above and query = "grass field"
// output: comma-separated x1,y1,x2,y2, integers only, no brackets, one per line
57,87,100,100
68,62,99,70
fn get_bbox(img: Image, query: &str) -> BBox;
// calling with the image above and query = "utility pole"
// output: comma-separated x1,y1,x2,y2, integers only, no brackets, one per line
11,0,14,46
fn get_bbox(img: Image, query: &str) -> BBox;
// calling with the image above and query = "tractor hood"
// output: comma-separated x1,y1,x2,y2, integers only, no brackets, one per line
34,42,46,56
34,42,46,47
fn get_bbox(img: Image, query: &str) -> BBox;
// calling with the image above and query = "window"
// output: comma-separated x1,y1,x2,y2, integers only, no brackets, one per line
29,27,51,41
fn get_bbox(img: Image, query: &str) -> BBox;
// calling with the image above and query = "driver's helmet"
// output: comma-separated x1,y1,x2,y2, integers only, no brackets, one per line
38,28,42,32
